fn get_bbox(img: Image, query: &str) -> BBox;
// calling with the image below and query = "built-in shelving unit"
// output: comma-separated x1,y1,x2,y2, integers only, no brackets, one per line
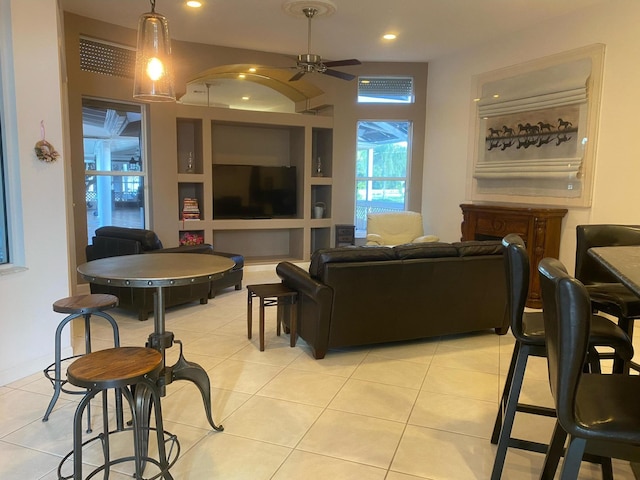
173,105,333,262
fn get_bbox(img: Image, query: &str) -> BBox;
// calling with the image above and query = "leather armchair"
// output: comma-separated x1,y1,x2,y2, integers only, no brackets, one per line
85,226,242,320
365,211,439,246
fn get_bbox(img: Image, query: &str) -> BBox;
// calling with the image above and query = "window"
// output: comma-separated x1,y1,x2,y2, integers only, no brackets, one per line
357,77,414,104
355,121,411,236
82,99,146,240
0,119,7,264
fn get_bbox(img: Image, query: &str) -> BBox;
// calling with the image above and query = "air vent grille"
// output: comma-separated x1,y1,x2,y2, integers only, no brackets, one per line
79,37,135,78
358,76,414,103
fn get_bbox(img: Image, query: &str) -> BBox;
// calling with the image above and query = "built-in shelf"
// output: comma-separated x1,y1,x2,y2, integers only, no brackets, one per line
176,118,203,174
171,105,334,261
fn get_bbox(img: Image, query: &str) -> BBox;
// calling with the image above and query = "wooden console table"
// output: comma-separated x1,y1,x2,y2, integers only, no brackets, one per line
460,203,567,308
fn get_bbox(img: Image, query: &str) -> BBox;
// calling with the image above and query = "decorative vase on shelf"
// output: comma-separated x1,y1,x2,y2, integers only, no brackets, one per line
313,202,325,219
315,157,323,177
186,152,194,173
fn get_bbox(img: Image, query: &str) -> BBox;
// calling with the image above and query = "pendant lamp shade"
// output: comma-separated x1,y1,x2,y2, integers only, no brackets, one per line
133,2,175,102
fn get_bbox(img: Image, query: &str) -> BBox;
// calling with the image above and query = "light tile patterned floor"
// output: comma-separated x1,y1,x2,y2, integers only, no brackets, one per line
0,266,637,479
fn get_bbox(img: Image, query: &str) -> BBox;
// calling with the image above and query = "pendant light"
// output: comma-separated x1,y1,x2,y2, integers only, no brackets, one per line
133,0,175,102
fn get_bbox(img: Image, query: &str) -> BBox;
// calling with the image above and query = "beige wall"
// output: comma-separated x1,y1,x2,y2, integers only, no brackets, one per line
423,0,639,272
0,0,70,384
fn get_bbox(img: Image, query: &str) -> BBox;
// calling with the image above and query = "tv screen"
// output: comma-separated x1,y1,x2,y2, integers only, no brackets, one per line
213,164,297,219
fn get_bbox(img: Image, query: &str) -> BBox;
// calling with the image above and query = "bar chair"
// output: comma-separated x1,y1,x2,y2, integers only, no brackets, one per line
490,235,633,480
538,258,640,480
575,224,640,373
43,293,121,432
58,347,179,480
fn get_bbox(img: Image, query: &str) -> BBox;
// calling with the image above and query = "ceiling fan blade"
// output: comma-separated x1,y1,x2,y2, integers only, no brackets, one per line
323,69,356,81
324,59,362,68
289,70,306,82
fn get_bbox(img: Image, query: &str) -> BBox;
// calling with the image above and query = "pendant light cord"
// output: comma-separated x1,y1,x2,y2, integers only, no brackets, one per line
150,0,156,13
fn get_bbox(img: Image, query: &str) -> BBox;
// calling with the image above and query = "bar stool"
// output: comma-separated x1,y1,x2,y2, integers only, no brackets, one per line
247,283,298,351
43,294,120,432
58,347,179,480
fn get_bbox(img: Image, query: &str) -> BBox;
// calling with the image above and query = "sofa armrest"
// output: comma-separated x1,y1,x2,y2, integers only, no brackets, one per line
413,235,440,243
366,233,384,246
276,261,333,359
276,262,326,298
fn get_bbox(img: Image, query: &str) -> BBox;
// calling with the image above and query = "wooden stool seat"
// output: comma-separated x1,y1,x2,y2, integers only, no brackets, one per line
67,347,162,389
247,283,298,351
61,347,177,480
53,293,119,315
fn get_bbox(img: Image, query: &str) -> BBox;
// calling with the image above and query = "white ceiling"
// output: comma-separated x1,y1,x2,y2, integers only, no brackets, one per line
61,0,606,63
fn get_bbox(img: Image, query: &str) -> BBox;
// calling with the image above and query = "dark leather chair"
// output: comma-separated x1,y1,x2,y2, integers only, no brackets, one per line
538,257,640,480
490,235,633,480
86,226,243,320
576,224,640,372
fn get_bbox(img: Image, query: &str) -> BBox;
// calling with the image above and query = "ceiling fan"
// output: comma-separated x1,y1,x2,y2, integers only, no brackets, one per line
289,7,361,82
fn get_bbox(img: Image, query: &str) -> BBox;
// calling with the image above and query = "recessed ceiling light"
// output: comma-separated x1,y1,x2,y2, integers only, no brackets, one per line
493,94,500,98
248,67,257,73
383,33,397,40
242,96,250,101
238,74,246,79
186,1,202,7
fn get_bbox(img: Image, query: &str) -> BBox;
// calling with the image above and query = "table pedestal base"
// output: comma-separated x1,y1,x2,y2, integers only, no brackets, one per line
170,340,223,432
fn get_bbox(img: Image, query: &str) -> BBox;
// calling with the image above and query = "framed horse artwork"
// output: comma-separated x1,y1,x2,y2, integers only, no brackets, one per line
468,44,604,208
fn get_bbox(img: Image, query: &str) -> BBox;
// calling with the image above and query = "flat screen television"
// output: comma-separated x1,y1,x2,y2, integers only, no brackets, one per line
213,164,297,219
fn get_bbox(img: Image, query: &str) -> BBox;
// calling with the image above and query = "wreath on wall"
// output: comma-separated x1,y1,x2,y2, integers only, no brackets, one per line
34,121,60,163
34,139,60,163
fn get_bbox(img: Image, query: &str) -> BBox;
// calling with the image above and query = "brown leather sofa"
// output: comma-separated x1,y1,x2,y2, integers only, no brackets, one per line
276,240,509,359
85,226,243,320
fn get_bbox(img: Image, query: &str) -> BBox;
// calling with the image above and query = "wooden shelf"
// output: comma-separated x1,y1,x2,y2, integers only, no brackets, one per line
171,104,334,260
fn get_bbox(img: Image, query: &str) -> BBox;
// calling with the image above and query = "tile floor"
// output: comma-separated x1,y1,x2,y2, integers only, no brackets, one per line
0,266,637,479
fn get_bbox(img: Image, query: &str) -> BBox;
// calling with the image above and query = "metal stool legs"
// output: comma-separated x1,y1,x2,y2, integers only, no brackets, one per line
43,310,120,432
68,376,175,480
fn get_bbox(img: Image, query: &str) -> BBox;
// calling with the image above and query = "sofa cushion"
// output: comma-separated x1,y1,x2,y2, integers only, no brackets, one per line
393,242,458,260
309,246,397,279
453,240,503,257
95,226,163,251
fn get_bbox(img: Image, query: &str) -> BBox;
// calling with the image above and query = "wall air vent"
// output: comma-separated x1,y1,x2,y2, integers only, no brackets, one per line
79,36,135,78
357,76,414,103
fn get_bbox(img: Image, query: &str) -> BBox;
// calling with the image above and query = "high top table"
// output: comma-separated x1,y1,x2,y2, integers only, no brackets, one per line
587,245,640,479
588,246,640,298
78,252,234,431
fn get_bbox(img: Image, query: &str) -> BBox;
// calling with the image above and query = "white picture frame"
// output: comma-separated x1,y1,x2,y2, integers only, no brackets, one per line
467,44,605,208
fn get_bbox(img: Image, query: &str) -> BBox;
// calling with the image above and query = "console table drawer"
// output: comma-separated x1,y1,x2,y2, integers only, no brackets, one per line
474,215,530,238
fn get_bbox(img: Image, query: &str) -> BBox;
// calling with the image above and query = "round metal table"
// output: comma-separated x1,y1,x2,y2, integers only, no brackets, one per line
78,253,235,431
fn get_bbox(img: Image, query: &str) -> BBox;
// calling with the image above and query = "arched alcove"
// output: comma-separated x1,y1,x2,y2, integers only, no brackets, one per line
179,64,327,113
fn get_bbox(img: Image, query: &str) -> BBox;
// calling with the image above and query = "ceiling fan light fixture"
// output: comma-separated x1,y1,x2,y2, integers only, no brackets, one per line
133,0,176,102
282,0,336,18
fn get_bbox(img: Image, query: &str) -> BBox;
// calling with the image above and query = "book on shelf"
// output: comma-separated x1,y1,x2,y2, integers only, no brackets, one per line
182,197,200,220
